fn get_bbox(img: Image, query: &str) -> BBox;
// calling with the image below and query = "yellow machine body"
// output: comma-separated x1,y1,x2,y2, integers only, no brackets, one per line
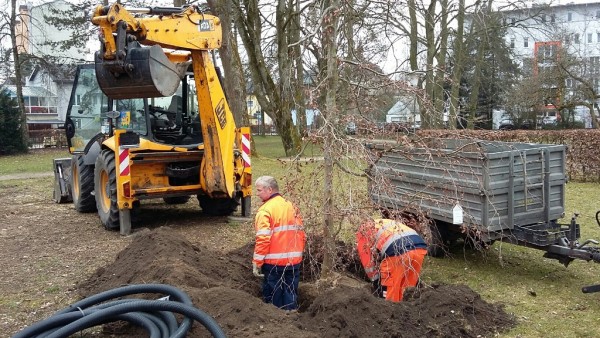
63,4,252,232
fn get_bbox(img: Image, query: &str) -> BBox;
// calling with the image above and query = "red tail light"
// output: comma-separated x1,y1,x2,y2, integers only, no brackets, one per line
123,181,131,198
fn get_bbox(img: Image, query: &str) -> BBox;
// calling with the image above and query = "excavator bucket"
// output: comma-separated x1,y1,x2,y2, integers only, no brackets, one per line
95,42,186,99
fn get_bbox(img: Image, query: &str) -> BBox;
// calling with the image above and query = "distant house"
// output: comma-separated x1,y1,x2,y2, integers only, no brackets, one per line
10,0,87,131
6,64,76,130
385,95,420,125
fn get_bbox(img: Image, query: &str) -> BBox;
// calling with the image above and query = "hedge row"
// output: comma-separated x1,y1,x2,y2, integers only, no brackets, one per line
416,129,600,182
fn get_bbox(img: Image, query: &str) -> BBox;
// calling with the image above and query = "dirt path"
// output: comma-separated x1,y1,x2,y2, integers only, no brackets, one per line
0,172,53,181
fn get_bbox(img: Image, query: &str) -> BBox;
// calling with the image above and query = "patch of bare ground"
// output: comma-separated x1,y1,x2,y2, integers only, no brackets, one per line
2,178,515,337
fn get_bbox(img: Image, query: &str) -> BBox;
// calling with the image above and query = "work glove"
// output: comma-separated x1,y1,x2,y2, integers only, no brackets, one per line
252,263,264,278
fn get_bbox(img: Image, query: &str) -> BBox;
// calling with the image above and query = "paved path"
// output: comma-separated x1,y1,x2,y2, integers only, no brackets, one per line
0,172,53,181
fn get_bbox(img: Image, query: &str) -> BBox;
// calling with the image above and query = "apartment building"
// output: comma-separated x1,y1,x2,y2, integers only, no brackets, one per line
502,1,600,113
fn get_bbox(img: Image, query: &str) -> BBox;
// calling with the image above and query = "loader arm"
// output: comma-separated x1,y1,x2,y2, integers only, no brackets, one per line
91,4,222,58
92,3,237,197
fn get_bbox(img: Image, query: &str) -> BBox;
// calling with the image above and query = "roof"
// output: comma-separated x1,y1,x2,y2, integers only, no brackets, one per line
386,96,419,116
29,64,77,84
5,85,56,97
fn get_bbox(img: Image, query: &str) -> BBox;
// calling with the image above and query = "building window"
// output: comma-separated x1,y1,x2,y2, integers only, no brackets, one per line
524,37,529,48
551,14,556,23
566,78,573,88
510,38,515,48
247,100,253,108
511,18,516,24
568,12,572,21
575,33,580,44
589,33,593,43
541,14,546,23
590,56,600,75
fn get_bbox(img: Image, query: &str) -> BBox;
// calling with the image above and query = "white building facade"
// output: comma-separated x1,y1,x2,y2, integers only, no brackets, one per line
499,2,600,125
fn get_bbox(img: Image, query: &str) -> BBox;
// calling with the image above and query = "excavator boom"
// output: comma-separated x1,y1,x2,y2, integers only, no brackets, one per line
92,4,222,99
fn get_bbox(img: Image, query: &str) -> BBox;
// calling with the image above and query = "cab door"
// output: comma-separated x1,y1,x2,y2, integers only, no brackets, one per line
65,64,110,154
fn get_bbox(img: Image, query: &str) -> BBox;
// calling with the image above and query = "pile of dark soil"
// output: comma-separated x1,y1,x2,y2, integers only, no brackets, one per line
77,227,516,337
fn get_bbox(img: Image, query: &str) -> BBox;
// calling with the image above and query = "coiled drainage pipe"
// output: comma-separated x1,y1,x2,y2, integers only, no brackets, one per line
12,283,226,338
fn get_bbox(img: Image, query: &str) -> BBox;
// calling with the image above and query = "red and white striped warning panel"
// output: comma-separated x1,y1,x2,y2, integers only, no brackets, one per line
241,133,251,168
119,148,130,176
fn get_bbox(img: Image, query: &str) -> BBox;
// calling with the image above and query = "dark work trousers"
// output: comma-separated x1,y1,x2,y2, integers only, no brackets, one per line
261,263,301,310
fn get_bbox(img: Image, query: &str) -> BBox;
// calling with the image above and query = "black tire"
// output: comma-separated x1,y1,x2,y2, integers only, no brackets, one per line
71,155,96,212
198,195,239,216
163,196,191,205
427,222,447,258
94,150,119,230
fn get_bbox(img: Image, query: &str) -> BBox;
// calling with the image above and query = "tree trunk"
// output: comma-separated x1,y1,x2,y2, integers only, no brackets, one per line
207,0,248,127
591,104,599,128
10,0,28,150
448,0,466,130
320,0,340,278
408,0,418,72
292,0,306,138
423,0,437,129
434,0,449,128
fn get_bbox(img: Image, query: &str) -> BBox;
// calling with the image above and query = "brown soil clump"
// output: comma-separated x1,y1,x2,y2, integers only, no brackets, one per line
77,227,515,337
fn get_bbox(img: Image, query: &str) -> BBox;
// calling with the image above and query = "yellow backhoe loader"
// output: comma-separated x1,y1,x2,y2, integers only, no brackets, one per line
55,4,252,234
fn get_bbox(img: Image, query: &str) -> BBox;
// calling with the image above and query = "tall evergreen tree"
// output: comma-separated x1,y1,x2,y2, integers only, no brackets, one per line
461,8,520,128
0,88,28,155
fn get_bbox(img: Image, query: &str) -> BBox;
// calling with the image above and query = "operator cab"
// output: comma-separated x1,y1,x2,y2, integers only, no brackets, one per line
65,64,202,153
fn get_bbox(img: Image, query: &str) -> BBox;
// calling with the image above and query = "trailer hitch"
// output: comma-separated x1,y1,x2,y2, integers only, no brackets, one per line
580,211,600,293
544,214,600,267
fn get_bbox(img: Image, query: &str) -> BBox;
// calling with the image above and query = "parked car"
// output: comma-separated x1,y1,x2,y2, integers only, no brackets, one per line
498,119,516,130
345,122,357,135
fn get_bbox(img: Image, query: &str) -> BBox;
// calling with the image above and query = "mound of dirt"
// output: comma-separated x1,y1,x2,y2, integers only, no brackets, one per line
77,227,515,337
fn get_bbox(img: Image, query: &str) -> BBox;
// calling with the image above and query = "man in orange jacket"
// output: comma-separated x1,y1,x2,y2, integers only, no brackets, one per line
252,176,306,310
356,218,427,302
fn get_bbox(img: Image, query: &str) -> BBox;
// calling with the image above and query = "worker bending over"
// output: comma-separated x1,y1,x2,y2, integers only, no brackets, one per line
356,218,428,302
252,176,306,310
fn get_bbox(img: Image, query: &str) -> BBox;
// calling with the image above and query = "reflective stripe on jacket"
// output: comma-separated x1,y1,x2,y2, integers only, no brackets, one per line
356,219,427,281
253,195,305,267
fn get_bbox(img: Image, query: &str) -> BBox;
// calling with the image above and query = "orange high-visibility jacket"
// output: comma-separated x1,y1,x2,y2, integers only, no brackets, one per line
253,194,305,268
356,219,427,281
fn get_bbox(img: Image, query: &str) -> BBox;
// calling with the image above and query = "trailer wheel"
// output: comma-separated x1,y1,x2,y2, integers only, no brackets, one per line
427,222,447,258
94,150,119,230
71,155,96,212
198,195,239,216
163,196,191,205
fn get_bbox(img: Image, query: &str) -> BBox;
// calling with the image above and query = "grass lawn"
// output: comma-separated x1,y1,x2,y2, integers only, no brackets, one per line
2,135,600,337
0,148,67,175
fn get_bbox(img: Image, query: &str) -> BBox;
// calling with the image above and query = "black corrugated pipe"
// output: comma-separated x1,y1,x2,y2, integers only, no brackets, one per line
11,284,225,338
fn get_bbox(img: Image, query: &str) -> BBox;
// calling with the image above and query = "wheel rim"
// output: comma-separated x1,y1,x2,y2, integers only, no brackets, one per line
99,169,110,212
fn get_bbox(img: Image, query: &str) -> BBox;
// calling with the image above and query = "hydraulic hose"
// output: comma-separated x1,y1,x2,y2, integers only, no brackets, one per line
12,283,225,338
